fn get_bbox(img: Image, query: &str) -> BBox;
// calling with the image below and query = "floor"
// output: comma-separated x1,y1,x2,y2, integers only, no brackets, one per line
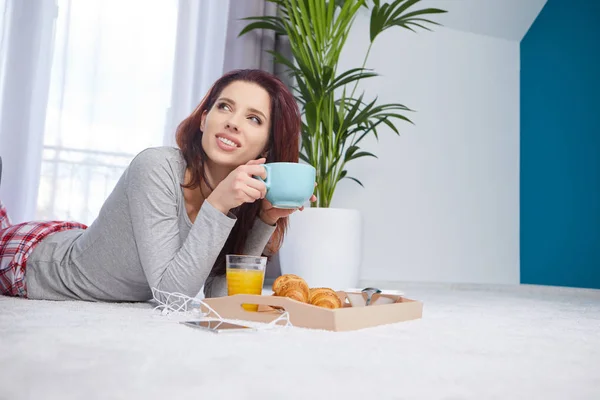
1,282,599,399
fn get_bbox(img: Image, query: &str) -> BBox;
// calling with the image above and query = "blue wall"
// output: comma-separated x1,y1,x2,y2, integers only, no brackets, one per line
521,0,600,289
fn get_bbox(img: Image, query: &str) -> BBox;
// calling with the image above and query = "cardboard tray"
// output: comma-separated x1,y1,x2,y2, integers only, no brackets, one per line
202,292,423,332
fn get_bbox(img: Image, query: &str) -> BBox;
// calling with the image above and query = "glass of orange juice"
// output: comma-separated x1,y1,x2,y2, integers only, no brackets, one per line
226,255,267,312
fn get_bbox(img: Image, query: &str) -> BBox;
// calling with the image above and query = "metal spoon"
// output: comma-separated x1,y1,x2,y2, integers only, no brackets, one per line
362,287,382,306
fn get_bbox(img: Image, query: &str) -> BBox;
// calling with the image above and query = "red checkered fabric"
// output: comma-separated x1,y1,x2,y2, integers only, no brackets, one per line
0,201,10,230
0,202,87,297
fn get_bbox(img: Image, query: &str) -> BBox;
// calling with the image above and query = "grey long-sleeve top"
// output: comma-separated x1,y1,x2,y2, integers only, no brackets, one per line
25,147,276,302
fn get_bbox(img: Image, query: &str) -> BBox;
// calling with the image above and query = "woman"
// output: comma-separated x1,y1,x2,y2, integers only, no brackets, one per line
0,69,314,302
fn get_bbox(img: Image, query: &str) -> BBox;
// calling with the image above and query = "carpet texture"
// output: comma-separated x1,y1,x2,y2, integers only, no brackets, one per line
1,283,599,400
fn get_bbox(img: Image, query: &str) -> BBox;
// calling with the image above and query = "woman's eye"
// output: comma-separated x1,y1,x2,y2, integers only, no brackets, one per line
249,116,262,125
217,102,231,111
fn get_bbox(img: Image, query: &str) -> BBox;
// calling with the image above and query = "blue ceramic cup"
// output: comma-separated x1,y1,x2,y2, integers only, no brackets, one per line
257,162,316,209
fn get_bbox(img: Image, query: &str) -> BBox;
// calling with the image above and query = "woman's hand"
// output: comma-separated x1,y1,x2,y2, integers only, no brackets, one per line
258,184,318,226
206,158,268,215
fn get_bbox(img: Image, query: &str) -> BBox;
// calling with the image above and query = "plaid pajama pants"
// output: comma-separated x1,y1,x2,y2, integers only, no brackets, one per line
0,202,87,297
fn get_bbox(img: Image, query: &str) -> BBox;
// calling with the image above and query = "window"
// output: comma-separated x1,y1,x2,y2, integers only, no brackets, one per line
36,0,178,224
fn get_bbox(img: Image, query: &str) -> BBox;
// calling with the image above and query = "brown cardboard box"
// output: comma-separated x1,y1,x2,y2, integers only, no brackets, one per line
203,292,423,332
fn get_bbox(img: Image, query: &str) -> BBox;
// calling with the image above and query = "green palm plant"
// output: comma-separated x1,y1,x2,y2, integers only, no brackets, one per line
240,0,446,207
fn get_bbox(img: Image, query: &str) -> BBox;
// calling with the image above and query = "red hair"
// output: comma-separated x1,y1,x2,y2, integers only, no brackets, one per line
175,69,300,277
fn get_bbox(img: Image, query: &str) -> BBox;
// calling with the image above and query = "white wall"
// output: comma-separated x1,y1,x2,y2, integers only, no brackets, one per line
333,15,520,285
421,0,547,41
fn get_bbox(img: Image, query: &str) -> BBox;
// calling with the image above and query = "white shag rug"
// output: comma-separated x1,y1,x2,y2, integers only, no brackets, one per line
0,283,599,400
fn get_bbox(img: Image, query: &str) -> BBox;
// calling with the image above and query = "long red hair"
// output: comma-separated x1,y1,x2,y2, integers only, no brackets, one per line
175,69,300,277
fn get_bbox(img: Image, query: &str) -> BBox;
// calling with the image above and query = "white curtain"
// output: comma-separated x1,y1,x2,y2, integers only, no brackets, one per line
0,0,57,224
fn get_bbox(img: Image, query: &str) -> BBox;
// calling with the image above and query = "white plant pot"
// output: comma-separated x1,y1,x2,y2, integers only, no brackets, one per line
278,208,362,290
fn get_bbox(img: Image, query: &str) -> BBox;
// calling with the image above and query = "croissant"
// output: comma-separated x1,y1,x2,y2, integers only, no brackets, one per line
272,274,310,303
309,288,342,309
272,274,301,294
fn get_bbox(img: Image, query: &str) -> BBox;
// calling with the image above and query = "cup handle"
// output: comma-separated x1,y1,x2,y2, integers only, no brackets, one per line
255,164,270,190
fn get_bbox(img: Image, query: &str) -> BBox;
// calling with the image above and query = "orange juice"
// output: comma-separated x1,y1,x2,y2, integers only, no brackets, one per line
226,268,265,312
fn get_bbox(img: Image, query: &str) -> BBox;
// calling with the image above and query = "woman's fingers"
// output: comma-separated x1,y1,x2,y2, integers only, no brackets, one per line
242,164,267,180
245,175,267,198
241,185,263,202
246,157,267,166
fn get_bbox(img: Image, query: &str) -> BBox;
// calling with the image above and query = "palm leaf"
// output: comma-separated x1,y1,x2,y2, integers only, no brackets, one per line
238,16,286,36
370,0,446,41
345,176,364,187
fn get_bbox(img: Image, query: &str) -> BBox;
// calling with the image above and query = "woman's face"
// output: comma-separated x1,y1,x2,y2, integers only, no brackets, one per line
201,81,271,169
